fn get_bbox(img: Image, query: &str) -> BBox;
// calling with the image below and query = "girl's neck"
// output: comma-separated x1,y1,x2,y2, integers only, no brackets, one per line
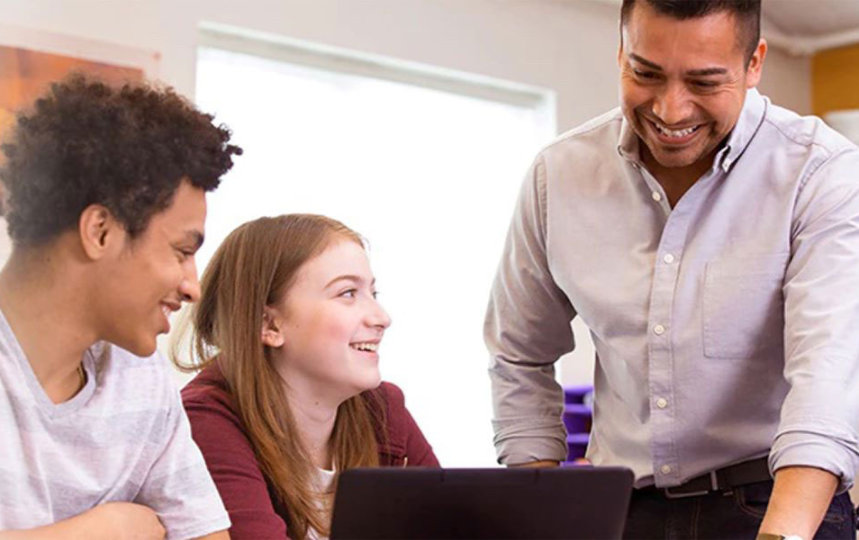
284,388,340,470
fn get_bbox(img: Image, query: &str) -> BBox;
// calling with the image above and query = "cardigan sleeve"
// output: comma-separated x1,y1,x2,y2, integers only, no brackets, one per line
182,384,290,540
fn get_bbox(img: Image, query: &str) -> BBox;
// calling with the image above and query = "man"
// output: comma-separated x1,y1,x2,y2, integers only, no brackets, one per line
485,1,859,538
0,74,242,538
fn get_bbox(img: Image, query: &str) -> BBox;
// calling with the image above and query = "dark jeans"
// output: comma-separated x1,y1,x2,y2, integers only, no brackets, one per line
623,480,855,539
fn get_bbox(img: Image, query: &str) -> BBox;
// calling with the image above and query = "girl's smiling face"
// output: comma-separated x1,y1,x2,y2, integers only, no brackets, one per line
264,238,391,406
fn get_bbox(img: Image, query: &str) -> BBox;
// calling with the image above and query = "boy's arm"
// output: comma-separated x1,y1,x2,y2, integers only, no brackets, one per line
194,532,230,540
0,502,165,540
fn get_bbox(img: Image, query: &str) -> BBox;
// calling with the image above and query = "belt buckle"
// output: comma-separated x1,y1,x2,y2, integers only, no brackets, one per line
662,471,719,499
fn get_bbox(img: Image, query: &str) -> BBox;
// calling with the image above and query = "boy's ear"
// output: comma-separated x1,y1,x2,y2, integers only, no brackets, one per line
261,306,286,348
78,204,123,260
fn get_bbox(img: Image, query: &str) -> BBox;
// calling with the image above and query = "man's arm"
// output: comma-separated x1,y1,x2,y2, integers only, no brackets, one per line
764,148,859,537
0,502,165,540
509,460,561,468
485,154,576,466
758,467,838,539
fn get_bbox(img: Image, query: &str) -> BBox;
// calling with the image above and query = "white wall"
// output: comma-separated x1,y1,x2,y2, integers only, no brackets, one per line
0,0,812,386
758,45,811,114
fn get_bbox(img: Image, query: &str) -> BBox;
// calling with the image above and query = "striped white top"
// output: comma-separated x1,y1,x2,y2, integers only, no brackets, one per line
0,309,229,538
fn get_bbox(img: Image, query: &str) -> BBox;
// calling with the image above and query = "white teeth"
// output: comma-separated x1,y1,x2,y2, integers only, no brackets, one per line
351,342,378,352
654,122,699,138
162,306,171,317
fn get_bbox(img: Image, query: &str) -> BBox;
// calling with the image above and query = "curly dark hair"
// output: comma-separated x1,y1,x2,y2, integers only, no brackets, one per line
0,73,243,246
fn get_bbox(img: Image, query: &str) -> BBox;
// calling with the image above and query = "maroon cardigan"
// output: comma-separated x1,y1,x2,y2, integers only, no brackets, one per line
181,364,439,539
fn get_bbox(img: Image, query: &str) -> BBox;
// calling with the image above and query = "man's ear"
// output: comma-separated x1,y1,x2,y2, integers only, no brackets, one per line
261,306,286,348
745,38,767,88
78,204,123,260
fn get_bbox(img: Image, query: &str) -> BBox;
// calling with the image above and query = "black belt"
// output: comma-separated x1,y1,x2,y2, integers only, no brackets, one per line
643,457,772,499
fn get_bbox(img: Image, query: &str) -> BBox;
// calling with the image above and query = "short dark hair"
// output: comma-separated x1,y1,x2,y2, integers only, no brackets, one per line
620,0,761,65
0,73,243,246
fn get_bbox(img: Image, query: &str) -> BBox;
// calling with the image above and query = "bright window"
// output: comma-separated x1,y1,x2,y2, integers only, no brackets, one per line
191,29,556,466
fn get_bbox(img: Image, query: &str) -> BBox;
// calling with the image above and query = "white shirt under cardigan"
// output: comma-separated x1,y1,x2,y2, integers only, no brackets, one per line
0,309,230,538
307,467,337,540
485,89,859,491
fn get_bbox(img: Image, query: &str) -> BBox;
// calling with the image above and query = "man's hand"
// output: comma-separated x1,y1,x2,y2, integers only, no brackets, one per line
757,466,839,540
509,460,561,468
0,502,165,540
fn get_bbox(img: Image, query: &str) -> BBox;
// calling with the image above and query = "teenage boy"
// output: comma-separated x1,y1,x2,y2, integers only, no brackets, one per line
0,74,242,539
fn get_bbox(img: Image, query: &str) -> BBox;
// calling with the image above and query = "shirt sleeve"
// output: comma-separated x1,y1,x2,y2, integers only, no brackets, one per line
183,391,289,540
134,385,231,540
484,154,577,466
771,147,859,493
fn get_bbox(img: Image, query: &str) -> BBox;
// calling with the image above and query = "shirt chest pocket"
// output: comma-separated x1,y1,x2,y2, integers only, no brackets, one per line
702,254,788,359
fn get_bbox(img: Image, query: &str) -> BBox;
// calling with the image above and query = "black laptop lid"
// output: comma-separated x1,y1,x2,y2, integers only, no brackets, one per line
330,466,634,539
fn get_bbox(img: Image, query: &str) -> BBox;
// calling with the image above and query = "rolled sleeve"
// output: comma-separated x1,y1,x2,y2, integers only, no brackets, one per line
485,154,577,465
776,148,859,492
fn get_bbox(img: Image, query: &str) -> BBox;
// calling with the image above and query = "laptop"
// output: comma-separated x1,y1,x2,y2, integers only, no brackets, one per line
330,466,634,539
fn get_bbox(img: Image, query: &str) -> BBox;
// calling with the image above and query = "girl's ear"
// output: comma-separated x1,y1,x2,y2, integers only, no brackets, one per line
261,306,286,348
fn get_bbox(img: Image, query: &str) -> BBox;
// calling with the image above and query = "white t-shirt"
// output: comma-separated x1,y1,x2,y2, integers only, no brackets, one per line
307,468,336,540
0,310,230,539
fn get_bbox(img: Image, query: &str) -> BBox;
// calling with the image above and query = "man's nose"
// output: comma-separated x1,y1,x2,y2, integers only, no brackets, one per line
652,83,694,126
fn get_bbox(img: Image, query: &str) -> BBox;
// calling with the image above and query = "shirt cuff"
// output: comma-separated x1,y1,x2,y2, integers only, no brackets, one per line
492,418,568,465
769,431,858,493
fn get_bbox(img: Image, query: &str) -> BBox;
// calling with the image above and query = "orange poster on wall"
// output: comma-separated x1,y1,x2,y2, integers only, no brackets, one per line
0,45,144,146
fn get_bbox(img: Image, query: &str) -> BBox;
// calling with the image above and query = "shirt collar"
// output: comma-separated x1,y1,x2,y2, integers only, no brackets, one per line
716,87,767,173
615,87,768,174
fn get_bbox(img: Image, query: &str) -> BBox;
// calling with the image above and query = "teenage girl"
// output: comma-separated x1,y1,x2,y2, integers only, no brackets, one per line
177,214,439,539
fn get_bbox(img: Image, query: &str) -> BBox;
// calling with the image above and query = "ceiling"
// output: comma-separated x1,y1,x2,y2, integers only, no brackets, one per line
588,0,859,54
764,1,859,37
762,0,859,54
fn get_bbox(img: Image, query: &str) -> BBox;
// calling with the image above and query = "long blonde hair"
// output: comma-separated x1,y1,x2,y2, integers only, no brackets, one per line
174,214,382,539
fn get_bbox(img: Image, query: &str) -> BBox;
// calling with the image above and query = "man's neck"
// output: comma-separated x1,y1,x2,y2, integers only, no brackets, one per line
642,147,719,208
0,246,97,403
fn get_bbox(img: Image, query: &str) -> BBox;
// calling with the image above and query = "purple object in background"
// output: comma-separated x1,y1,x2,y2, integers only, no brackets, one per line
564,433,591,463
564,385,592,405
563,385,594,462
563,403,592,434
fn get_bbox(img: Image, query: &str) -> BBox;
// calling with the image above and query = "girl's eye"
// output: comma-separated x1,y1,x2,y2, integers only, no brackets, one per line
372,290,379,299
339,289,357,298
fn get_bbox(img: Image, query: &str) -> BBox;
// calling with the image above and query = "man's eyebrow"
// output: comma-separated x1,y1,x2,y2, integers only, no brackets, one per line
629,53,662,71
325,275,376,288
686,67,728,77
629,53,727,77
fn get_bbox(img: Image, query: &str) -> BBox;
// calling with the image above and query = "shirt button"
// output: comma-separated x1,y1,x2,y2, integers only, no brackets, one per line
656,397,668,409
663,253,675,264
651,191,662,202
653,324,666,335
660,464,672,474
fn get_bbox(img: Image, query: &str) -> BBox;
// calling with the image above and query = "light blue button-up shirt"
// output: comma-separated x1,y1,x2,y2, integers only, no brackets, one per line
485,89,859,490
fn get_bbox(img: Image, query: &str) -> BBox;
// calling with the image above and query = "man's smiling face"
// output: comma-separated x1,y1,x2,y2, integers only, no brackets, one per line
619,1,765,173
